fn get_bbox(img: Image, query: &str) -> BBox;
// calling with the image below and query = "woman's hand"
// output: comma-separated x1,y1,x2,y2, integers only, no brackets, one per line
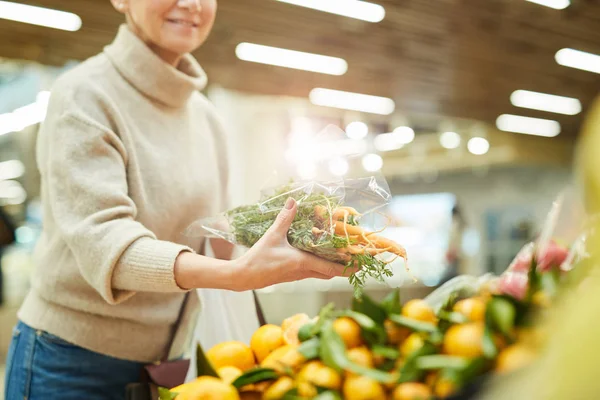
174,198,354,291
228,197,353,291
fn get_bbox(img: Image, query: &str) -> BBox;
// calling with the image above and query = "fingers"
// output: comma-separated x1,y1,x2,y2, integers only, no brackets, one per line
300,270,335,280
264,198,297,239
300,252,359,278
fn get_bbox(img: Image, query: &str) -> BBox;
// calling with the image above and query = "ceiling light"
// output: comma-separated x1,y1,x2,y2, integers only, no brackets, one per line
0,91,50,136
440,131,461,149
393,126,415,144
374,133,403,152
361,153,383,172
526,0,570,9
309,88,395,115
345,121,368,140
510,90,581,115
0,1,81,31
467,137,490,155
374,128,414,152
329,157,349,176
555,48,600,74
235,43,348,76
496,114,561,137
0,180,27,205
0,160,25,181
275,0,385,23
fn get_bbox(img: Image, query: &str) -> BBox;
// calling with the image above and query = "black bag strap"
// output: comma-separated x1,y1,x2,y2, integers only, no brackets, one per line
163,289,266,362
253,291,267,326
162,291,191,362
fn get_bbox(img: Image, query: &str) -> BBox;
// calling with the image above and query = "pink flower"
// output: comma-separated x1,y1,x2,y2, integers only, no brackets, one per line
537,240,569,272
508,241,569,274
508,243,535,273
498,271,529,300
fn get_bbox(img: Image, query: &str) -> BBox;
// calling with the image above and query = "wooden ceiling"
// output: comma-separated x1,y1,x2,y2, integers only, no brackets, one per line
1,0,599,137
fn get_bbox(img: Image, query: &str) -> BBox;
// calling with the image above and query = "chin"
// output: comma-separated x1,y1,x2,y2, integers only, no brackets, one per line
163,38,203,55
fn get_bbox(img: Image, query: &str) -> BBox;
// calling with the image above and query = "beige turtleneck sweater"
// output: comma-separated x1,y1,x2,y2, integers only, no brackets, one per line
18,25,229,362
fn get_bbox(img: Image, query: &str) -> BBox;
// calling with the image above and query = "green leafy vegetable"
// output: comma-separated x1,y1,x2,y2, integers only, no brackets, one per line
486,296,516,339
526,256,541,302
313,391,343,400
438,310,469,325
319,321,348,374
352,293,387,325
540,267,561,298
312,303,335,334
438,357,490,390
347,254,394,297
482,325,498,359
380,289,402,316
231,367,279,389
319,321,398,383
158,387,177,400
281,388,301,400
196,343,219,378
397,342,438,383
338,310,386,345
298,322,317,342
415,355,471,370
298,337,321,360
371,344,400,360
388,314,439,334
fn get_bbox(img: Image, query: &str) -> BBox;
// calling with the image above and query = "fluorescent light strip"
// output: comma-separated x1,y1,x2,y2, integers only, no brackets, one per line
309,88,395,115
0,160,25,181
496,114,561,137
374,132,403,152
373,128,414,152
276,0,385,23
526,0,570,9
510,90,581,115
0,1,81,31
235,43,348,76
555,48,600,74
0,91,50,136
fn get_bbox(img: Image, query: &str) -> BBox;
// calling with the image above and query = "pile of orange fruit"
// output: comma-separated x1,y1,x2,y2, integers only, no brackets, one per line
165,283,549,400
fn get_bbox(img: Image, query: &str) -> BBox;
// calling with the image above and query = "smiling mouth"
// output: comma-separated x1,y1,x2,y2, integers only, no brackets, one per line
167,19,199,28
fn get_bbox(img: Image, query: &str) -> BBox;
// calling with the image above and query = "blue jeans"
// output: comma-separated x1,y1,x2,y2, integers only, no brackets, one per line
4,321,145,400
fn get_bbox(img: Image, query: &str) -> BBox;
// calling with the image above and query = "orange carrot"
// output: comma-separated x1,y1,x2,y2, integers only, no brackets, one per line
340,245,392,255
332,206,360,221
334,221,372,237
313,205,329,226
368,235,407,260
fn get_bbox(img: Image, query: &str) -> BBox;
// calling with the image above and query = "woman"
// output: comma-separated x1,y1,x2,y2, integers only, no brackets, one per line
4,1,347,399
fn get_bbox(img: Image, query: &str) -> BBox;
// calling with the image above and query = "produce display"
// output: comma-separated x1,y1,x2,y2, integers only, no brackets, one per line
185,179,406,297
160,240,573,400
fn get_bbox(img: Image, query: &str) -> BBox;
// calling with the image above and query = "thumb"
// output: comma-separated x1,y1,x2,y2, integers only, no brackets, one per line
266,197,297,237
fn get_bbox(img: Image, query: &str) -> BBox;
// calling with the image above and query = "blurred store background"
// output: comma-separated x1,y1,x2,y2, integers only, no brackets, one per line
0,0,599,394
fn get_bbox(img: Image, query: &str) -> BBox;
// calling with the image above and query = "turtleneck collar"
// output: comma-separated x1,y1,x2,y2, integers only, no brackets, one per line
104,24,207,108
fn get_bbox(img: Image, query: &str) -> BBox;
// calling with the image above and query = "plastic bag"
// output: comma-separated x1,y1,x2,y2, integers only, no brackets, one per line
184,175,406,297
184,289,260,383
424,273,497,312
